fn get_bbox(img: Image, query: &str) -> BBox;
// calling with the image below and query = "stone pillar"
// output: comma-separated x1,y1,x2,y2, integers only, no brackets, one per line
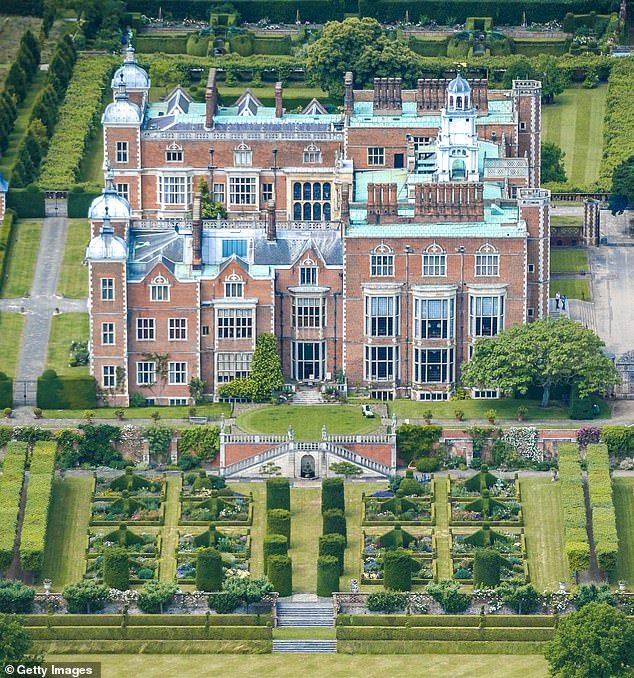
265,200,276,241
142,439,150,465
583,199,600,246
170,437,178,464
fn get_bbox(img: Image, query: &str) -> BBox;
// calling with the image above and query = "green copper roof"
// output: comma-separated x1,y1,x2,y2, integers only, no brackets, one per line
345,219,525,239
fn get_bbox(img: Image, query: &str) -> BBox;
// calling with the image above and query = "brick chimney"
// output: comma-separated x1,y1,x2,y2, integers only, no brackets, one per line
275,82,283,118
344,72,354,117
415,183,484,222
373,78,402,115
340,183,350,223
367,183,398,222
205,68,217,129
266,200,277,241
192,193,202,269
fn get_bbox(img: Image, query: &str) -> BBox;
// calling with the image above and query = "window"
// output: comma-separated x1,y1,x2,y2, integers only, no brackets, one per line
116,183,129,202
414,298,454,339
520,121,527,131
229,176,256,205
414,348,454,384
165,144,183,162
394,153,404,169
202,326,210,336
217,352,252,383
233,143,252,167
168,361,187,384
527,308,534,318
293,342,325,381
136,317,155,341
303,144,321,164
370,244,394,277
365,296,399,337
473,389,499,399
221,240,248,259
159,175,189,205
368,147,385,166
169,398,188,405
150,275,170,301
372,390,394,401
262,183,274,202
136,361,156,385
224,275,244,298
365,345,398,381
101,278,114,301
417,391,448,401
217,308,253,339
213,182,225,204
292,181,331,222
470,295,505,337
116,141,128,163
300,265,318,286
422,243,446,277
103,366,116,389
475,244,499,276
101,322,115,345
293,297,324,328
528,264,535,273
168,318,187,341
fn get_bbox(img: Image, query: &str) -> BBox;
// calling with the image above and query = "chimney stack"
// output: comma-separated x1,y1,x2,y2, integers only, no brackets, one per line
192,193,202,269
266,200,277,241
344,72,354,117
275,82,283,118
205,68,217,129
340,183,350,223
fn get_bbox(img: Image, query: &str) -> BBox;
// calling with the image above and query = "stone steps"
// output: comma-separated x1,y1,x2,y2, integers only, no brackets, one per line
272,640,337,653
292,389,323,405
277,602,334,627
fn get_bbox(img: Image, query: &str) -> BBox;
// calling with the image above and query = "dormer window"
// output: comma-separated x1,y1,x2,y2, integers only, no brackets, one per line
299,258,318,286
224,273,244,298
234,143,252,167
303,144,322,164
166,142,183,162
150,274,170,301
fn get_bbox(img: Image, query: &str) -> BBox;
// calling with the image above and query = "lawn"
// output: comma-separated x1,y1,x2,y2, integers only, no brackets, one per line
157,476,181,583
79,117,106,188
47,654,549,677
542,85,607,186
550,248,589,274
41,403,231,420
612,477,634,586
1,220,42,298
0,312,25,377
41,475,93,590
236,405,381,439
520,477,569,589
550,215,581,227
46,313,89,376
57,219,90,298
552,278,592,301
289,487,321,593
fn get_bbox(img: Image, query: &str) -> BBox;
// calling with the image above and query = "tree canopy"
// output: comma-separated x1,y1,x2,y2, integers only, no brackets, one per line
610,155,634,214
545,602,634,677
542,142,567,183
461,318,620,407
0,614,39,671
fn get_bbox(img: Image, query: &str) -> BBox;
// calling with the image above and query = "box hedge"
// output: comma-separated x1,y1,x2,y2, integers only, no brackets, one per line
23,613,271,627
336,626,554,642
0,442,27,573
103,547,130,591
28,625,270,641
383,549,413,591
0,374,12,410
336,640,547,655
267,554,292,597
336,614,556,627
0,209,17,297
601,426,634,458
318,533,346,574
473,548,502,588
6,188,45,219
316,555,340,597
196,547,224,592
266,477,290,511
263,533,288,572
267,508,291,542
67,189,100,218
321,477,345,513
135,35,190,54
36,370,97,409
322,508,347,545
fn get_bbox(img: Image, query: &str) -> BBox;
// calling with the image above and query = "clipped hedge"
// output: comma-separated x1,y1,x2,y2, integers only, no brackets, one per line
196,548,224,592
23,614,271,627
473,548,501,588
321,477,345,513
601,426,634,458
6,188,45,219
318,533,346,574
135,35,189,54
19,441,56,574
0,209,17,297
336,626,554,642
267,509,291,542
103,548,130,591
0,442,27,572
337,615,557,628
558,443,590,573
67,189,100,219
263,534,288,573
322,508,347,545
266,477,290,512
585,443,619,571
0,373,12,410
267,555,292,597
36,371,97,409
383,549,413,592
316,555,340,597
28,625,271,641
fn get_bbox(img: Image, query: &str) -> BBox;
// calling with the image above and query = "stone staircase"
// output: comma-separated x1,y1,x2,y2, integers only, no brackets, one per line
273,600,337,653
272,640,337,653
292,387,323,405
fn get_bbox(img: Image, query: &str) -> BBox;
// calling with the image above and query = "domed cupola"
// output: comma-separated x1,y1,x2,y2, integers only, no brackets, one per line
446,73,472,111
102,78,141,126
86,207,128,261
89,169,131,221
111,45,150,92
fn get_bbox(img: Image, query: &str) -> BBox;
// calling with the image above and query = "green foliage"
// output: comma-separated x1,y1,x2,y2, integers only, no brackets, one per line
6,188,45,219
383,548,414,592
144,425,173,458
462,318,619,407
137,581,178,614
267,555,292,597
542,142,567,183
266,477,290,511
568,384,595,419
0,581,35,614
316,555,339,597
464,466,499,493
267,508,291,542
0,210,17,298
198,178,227,219
72,424,123,468
37,370,98,410
103,547,130,591
263,534,288,572
318,533,346,574
329,461,362,477
586,443,619,571
473,548,502,588
321,477,345,512
221,576,273,613
62,580,109,614
177,425,219,461
196,548,224,592
545,603,634,677
366,592,407,613
575,583,616,609
209,591,241,613
415,457,440,473
610,155,634,208
396,477,422,497
396,424,442,464
0,613,38,672
601,426,634,458
498,582,540,614
425,580,470,613
0,443,27,573
322,508,347,545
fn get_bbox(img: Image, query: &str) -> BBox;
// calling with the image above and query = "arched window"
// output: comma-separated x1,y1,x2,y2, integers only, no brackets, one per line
370,243,394,277
303,143,321,164
233,143,252,167
422,242,446,277
475,243,500,277
292,182,331,223
293,182,301,200
165,142,183,162
224,272,244,298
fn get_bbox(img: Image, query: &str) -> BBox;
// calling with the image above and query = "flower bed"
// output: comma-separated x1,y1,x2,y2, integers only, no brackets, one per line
452,555,526,583
180,472,227,499
177,529,250,559
175,554,250,584
84,555,158,584
90,497,164,526
450,530,524,557
450,476,518,499
363,532,434,557
179,493,252,526
450,500,522,526
362,496,434,526
86,529,159,557
362,554,434,585
93,472,165,500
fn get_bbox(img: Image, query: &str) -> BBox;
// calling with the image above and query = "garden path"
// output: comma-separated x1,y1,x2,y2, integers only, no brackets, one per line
289,487,320,593
158,475,181,582
433,476,452,580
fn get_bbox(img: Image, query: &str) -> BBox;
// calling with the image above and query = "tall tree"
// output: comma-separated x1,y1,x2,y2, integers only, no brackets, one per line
610,155,634,214
461,318,620,407
0,614,39,671
541,142,567,183
545,603,634,677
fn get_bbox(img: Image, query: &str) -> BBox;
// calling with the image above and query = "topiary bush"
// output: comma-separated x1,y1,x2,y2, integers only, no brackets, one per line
396,476,422,496
366,591,407,613
316,555,340,597
103,547,130,591
383,548,414,591
267,555,292,597
322,508,347,545
266,477,290,511
210,591,241,613
263,534,288,573
318,533,346,574
62,580,109,614
267,509,291,543
321,477,345,512
137,581,177,614
196,548,224,592
473,548,502,588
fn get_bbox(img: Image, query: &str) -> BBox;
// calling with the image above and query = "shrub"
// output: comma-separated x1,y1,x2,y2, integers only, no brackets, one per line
177,425,220,461
221,576,273,613
210,591,241,613
499,582,540,614
316,555,339,597
318,533,346,574
62,581,109,614
366,591,406,613
396,477,422,496
426,580,470,613
103,547,130,591
415,457,440,473
196,548,224,592
383,549,414,592
576,426,601,447
266,477,290,511
0,581,35,613
267,555,292,597
267,509,291,543
137,581,177,614
322,508,347,545
321,477,345,512
568,384,594,419
263,534,288,572
396,424,442,463
575,583,616,609
473,548,502,588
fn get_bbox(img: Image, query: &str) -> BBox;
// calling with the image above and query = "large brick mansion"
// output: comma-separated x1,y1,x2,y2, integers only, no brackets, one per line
86,47,550,406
